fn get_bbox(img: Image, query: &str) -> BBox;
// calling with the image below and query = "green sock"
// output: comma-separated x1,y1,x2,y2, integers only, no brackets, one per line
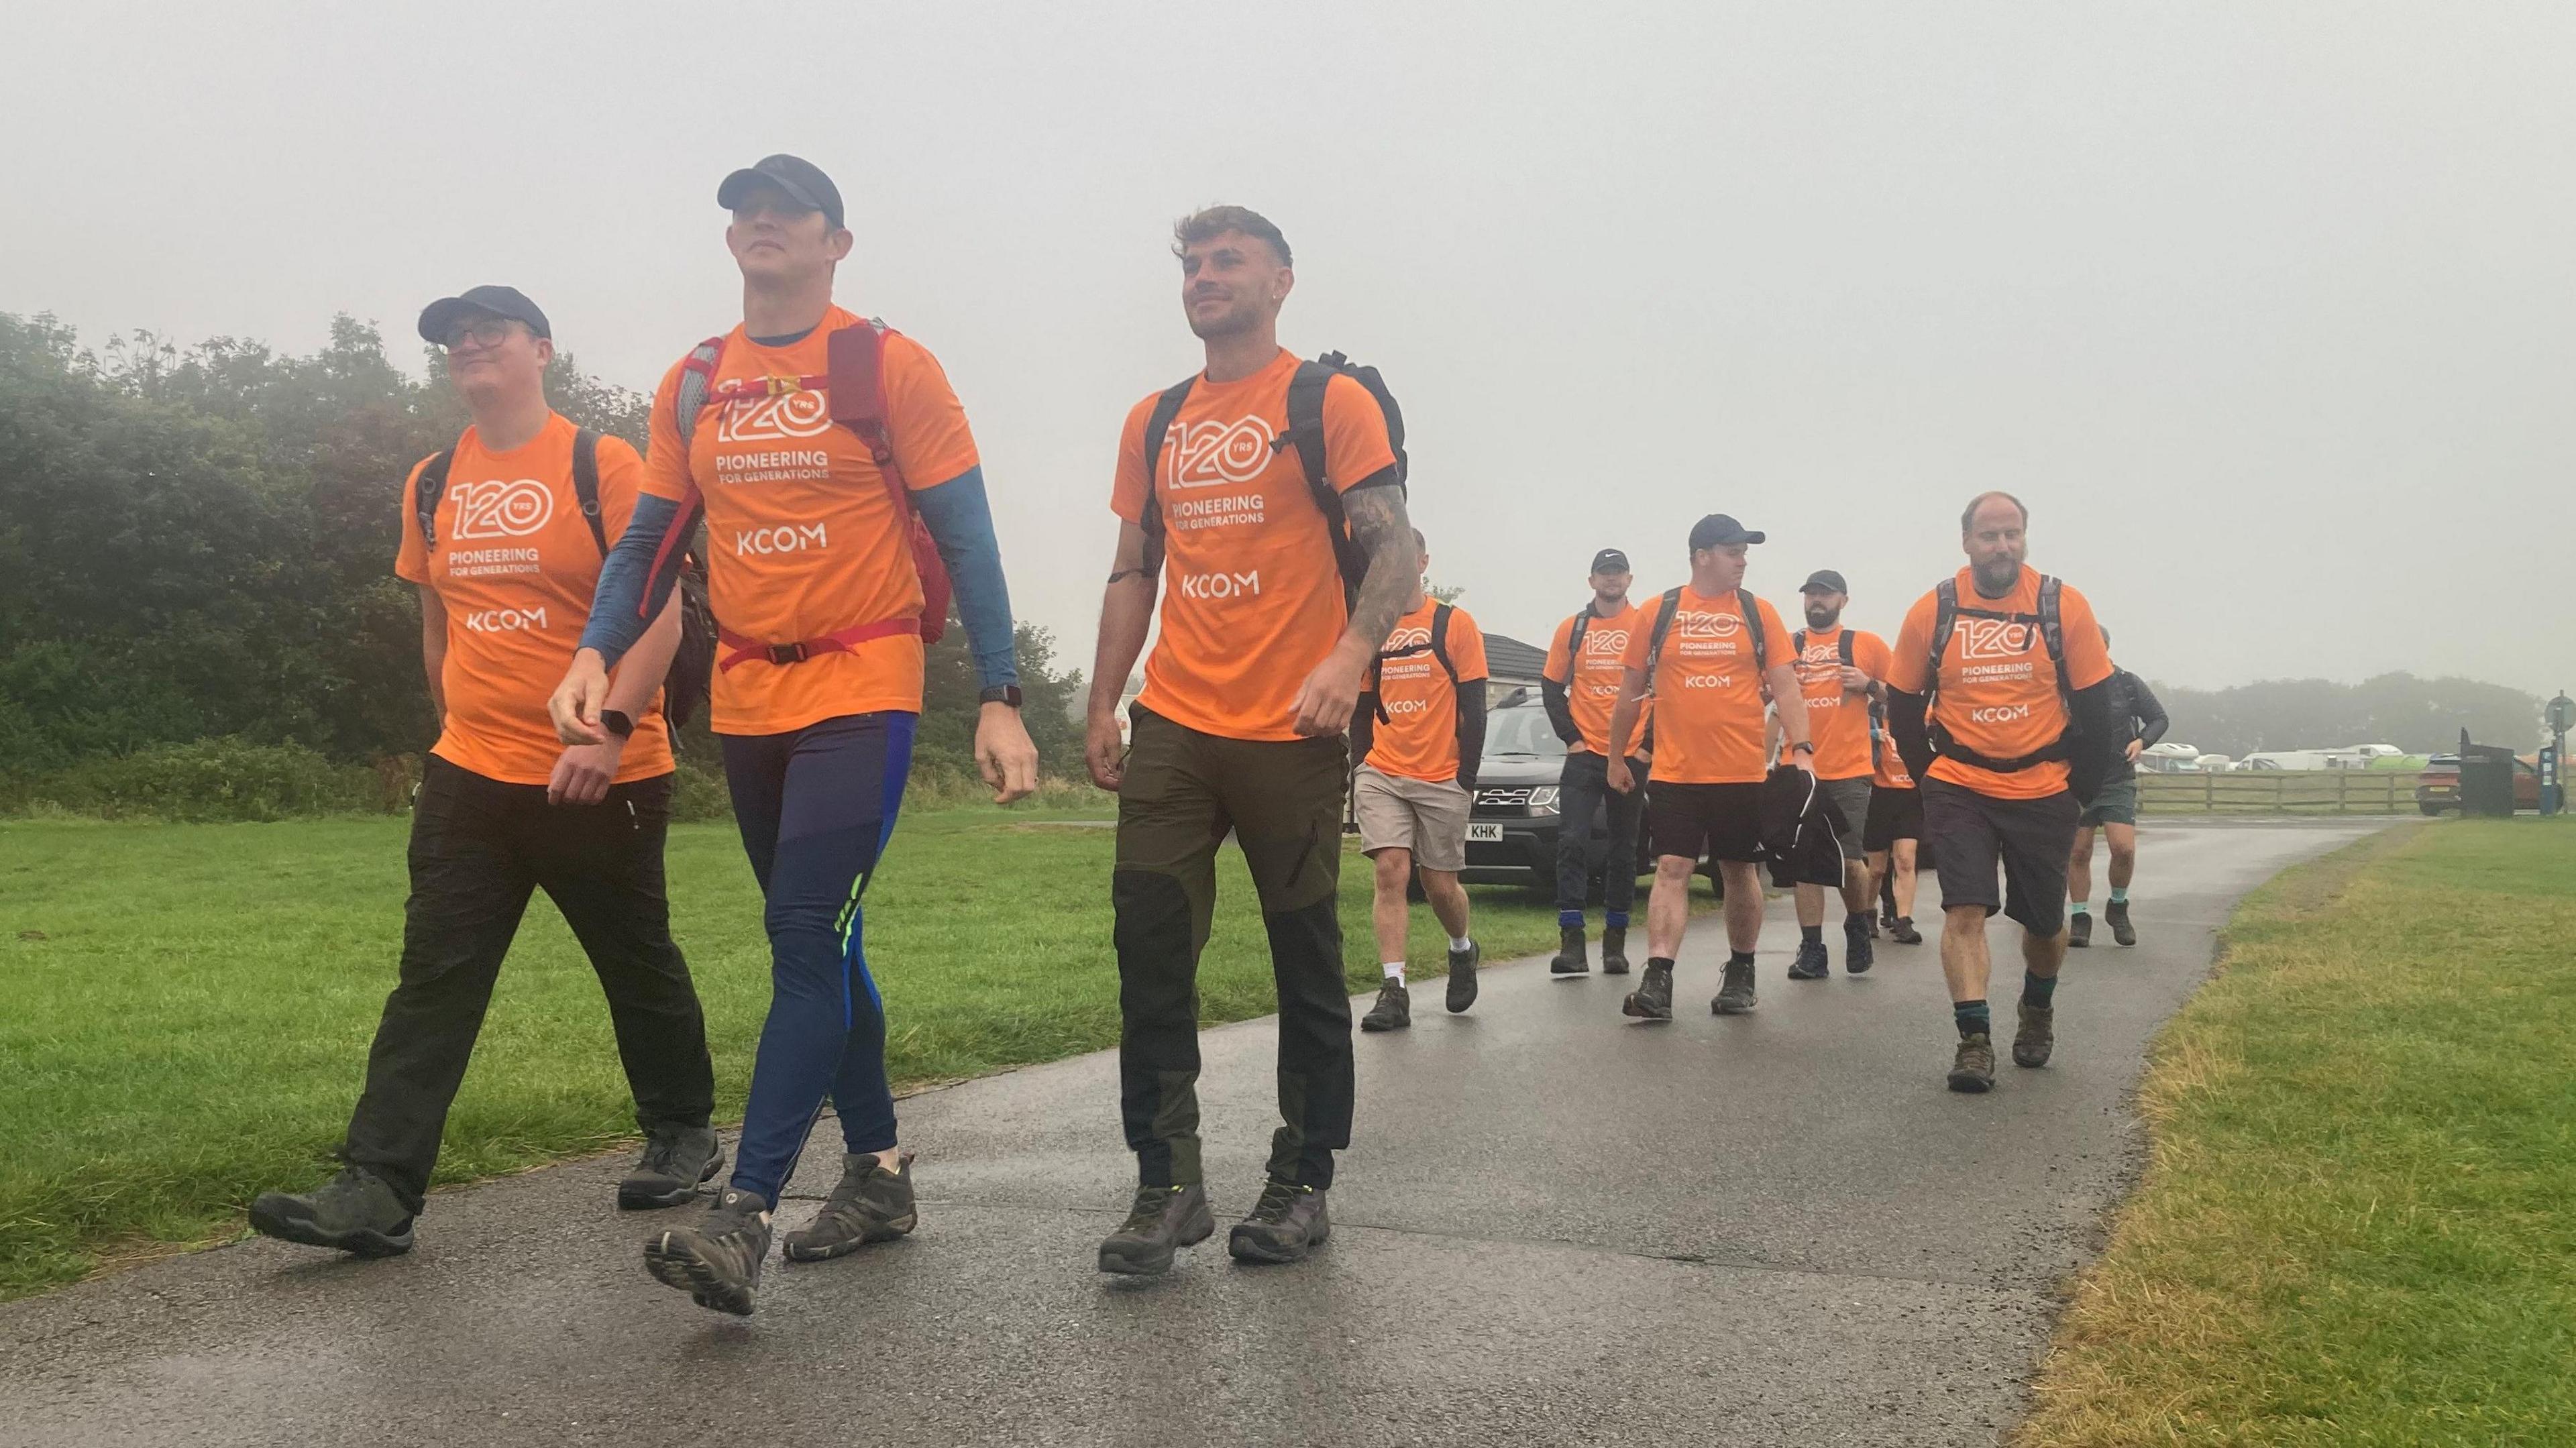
2109,887,2128,905
2023,972,2058,1008
2070,901,2090,916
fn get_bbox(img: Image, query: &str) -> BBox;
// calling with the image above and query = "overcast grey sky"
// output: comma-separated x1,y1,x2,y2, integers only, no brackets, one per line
6,1,2571,695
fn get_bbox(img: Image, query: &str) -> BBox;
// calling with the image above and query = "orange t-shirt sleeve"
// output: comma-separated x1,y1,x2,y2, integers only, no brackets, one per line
1857,630,1894,681
1620,597,1664,671
394,457,432,584
883,333,979,491
1543,617,1574,684
2059,588,2115,691
1319,374,1399,493
640,363,694,504
1109,395,1155,525
1887,595,1938,693
1450,610,1489,681
1757,598,1793,671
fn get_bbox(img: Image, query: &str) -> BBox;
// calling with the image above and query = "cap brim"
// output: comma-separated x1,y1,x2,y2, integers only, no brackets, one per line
717,166,824,216
418,296,502,345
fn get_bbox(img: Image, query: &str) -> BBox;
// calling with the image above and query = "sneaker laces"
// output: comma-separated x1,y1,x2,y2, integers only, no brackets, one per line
1118,1185,1179,1234
1245,1179,1304,1225
637,1130,684,1178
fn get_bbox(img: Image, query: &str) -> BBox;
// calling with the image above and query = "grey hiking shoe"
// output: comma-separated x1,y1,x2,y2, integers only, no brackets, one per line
783,1150,917,1262
1600,924,1631,975
1712,958,1758,1014
2012,1002,2055,1068
618,1123,724,1210
1227,1180,1331,1265
2069,911,2092,948
643,1186,772,1316
1550,924,1589,975
248,1166,415,1257
1844,916,1874,975
1446,941,1481,1013
1947,1033,1996,1093
1097,1182,1215,1276
2106,900,2137,947
1621,959,1674,1020
1890,915,1923,945
1360,981,1411,1032
1788,939,1831,980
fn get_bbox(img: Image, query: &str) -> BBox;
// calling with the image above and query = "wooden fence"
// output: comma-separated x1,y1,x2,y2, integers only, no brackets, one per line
2137,769,2421,816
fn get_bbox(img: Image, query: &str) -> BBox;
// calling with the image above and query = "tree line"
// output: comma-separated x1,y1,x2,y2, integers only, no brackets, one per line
2152,673,2545,759
0,313,1079,788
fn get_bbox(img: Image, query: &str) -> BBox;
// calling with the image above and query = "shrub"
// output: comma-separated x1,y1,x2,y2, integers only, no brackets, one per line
2,739,382,822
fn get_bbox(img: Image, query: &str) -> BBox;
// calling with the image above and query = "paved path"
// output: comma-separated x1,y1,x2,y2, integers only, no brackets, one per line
0,820,2384,1447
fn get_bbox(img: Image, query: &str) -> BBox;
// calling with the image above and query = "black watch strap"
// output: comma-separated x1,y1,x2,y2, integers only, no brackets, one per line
600,709,635,739
978,685,1024,709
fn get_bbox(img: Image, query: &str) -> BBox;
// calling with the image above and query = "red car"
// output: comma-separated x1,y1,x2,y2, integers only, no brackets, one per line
2414,754,2540,816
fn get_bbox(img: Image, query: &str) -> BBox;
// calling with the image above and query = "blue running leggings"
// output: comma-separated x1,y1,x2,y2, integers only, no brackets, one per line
720,711,914,1207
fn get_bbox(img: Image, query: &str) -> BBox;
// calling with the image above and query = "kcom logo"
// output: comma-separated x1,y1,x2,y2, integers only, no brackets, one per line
464,606,548,632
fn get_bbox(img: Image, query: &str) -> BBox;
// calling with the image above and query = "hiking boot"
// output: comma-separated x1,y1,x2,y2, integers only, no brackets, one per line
2012,1002,2055,1068
1787,939,1831,980
1550,924,1590,975
1600,925,1631,975
643,1186,772,1316
1621,959,1674,1020
1890,916,1923,945
247,1166,415,1257
1227,1180,1331,1264
782,1150,917,1262
618,1123,724,1210
2106,901,2137,947
1947,1034,1996,1093
1098,1183,1216,1276
1866,913,1882,940
2068,911,2092,948
1844,916,1875,975
1360,981,1411,1032
1446,940,1481,1013
1711,958,1758,1015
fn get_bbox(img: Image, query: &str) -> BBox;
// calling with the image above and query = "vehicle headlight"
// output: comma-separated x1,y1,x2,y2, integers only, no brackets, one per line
1526,786,1560,813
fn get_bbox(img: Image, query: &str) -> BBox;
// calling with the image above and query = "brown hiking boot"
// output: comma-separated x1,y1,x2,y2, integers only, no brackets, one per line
2012,1001,2054,1068
1947,1033,1996,1093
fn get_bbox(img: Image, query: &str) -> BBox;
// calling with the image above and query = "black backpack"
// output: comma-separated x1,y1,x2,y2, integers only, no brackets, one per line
1923,575,2072,772
1370,601,1459,693
1136,352,1407,603
415,428,715,730
1791,628,1858,671
1640,587,1767,694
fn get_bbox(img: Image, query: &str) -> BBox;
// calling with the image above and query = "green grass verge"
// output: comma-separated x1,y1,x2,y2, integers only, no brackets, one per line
2018,818,2576,1446
0,810,1591,1300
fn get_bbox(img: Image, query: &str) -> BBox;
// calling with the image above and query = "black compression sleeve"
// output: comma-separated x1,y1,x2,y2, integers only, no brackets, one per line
1455,684,1489,789
1888,688,1934,783
2068,679,2119,802
1540,678,1580,744
1349,694,1378,768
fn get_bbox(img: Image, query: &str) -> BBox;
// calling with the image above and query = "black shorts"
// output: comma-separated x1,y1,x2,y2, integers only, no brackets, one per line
1646,780,1764,865
1862,785,1923,852
1920,778,2080,937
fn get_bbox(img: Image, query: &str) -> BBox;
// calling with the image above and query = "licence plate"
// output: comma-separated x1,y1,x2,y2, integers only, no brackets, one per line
1466,822,1505,842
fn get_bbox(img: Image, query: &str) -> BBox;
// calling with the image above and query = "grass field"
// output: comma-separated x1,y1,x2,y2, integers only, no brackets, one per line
0,809,1596,1300
2019,818,2576,1446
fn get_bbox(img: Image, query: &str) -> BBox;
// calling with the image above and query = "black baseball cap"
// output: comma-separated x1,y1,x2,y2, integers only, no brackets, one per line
1688,514,1766,551
1799,569,1849,595
417,285,550,345
717,154,845,230
1590,548,1631,575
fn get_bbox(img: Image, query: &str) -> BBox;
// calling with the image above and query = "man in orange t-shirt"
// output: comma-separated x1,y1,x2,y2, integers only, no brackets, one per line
1540,547,1652,976
1601,514,1811,1022
1349,531,1490,1032
1862,693,1926,947
1085,206,1417,1274
1886,491,2119,1094
1776,569,1896,981
551,156,1038,1315
250,286,711,1261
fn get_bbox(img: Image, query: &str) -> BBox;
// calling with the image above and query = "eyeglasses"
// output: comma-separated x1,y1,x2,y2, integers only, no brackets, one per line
442,319,521,353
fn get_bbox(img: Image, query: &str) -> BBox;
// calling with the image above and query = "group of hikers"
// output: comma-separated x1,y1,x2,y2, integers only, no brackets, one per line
244,155,2165,1315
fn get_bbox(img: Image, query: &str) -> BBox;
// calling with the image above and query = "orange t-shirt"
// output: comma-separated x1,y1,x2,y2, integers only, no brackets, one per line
1543,601,1653,756
641,307,980,736
1774,625,1892,781
396,414,674,786
1110,348,1399,742
1619,586,1793,785
1364,601,1490,783
1886,565,2114,800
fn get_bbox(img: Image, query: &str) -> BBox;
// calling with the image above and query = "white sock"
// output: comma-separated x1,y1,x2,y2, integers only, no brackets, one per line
1383,961,1406,986
1448,935,1473,953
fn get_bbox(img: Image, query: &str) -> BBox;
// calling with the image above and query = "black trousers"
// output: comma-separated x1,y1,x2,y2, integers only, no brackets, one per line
1555,750,1648,917
341,755,714,1211
1112,706,1352,1190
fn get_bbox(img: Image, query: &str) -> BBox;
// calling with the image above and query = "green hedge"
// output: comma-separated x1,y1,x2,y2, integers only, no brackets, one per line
0,740,389,822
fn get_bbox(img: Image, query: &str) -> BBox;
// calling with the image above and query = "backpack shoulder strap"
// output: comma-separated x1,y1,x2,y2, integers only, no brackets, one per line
570,428,606,555
1792,628,1809,659
1643,587,1684,692
672,335,729,455
2037,574,2069,700
1737,589,1766,670
1136,375,1197,563
828,319,914,518
1566,606,1593,663
1928,578,1962,698
1839,629,1856,667
413,449,455,551
1429,602,1457,682
1281,359,1336,499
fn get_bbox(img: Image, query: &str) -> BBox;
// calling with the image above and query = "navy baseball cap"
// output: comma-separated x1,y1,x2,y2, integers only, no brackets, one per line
417,285,550,345
1688,514,1766,551
1799,569,1849,595
717,154,845,230
1590,548,1631,575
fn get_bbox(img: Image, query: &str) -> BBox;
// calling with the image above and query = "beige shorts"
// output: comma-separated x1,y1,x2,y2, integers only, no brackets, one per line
1353,766,1472,873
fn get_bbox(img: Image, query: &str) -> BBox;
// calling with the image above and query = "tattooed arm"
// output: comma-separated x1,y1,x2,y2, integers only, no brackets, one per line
1291,481,1415,738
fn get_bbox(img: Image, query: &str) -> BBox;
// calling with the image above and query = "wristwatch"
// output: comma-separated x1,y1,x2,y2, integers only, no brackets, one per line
978,685,1024,709
1790,740,1816,757
600,710,635,739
